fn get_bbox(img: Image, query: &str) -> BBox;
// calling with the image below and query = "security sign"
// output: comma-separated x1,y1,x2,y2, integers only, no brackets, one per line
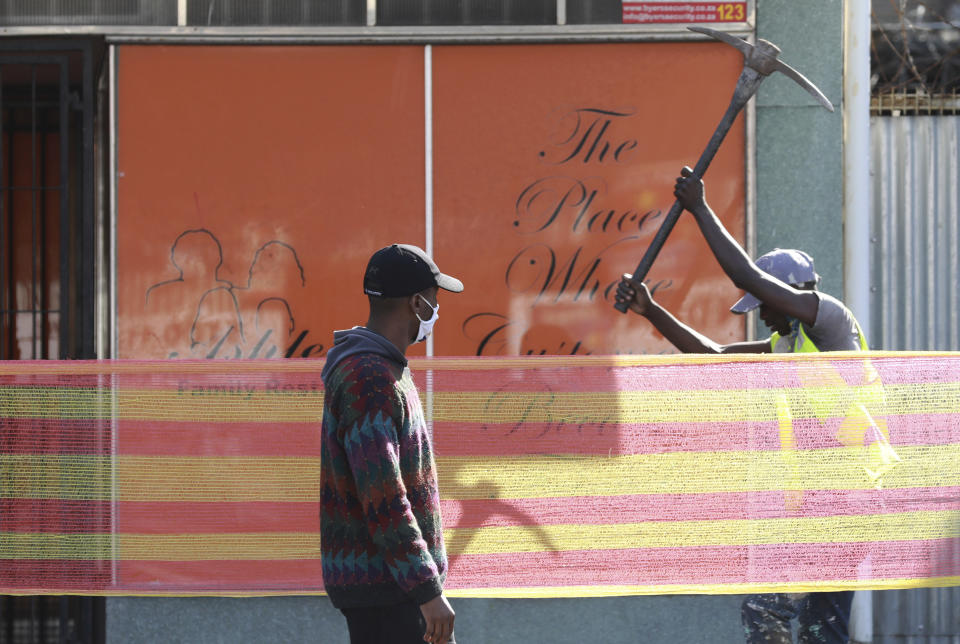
622,1,748,24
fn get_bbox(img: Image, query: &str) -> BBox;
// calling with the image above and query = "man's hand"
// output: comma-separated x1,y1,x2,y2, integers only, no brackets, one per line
673,166,707,215
420,594,455,643
615,274,654,316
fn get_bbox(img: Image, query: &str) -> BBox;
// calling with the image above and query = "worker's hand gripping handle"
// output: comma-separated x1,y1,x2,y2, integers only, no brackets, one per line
612,199,685,313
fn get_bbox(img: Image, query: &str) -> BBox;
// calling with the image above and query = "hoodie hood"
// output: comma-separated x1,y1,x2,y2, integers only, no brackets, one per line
321,327,407,383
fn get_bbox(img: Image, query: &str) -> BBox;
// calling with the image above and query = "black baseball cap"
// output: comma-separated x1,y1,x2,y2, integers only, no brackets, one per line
363,244,464,297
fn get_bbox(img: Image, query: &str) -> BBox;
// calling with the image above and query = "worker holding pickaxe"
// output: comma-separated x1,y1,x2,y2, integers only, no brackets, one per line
616,169,867,644
612,26,874,644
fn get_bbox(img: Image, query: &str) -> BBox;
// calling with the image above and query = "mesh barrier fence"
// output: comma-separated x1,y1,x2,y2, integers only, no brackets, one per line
0,354,958,596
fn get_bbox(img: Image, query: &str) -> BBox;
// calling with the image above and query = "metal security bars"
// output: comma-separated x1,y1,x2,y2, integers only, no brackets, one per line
871,89,960,115
0,597,100,644
187,0,365,26
0,1,175,25
0,39,102,644
0,56,69,361
376,0,556,26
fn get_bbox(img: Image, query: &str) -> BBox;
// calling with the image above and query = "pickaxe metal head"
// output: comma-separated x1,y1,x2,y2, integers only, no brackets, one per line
688,26,834,112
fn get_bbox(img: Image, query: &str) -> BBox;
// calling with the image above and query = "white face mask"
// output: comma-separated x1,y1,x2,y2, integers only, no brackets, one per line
414,294,439,343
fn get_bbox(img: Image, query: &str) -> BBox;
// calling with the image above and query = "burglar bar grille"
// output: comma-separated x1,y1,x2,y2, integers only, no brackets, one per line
0,60,68,362
187,0,365,25
375,0,556,25
871,89,960,115
0,40,102,644
0,598,64,644
0,0,175,25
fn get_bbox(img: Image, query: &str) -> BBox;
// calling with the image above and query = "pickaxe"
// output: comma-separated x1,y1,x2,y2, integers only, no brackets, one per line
613,26,834,313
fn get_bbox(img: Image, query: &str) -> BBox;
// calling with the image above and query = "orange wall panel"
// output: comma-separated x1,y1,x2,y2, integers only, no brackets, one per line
117,43,747,359
432,43,747,356
117,45,425,359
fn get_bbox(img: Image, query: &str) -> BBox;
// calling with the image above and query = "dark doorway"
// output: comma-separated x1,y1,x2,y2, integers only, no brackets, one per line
0,39,104,644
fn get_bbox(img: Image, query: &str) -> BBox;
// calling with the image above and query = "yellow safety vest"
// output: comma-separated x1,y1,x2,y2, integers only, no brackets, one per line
769,320,899,492
769,321,869,353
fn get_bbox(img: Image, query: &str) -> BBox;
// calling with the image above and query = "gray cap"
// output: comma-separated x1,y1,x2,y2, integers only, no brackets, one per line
730,248,818,313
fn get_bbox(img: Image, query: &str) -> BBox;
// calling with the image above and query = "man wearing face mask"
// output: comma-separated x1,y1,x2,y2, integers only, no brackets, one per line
615,168,865,644
320,244,462,644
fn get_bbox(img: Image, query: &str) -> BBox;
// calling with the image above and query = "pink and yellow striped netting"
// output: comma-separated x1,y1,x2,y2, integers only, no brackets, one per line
1,354,958,596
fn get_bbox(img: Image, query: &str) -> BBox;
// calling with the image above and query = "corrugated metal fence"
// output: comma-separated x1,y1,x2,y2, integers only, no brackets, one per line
870,112,960,642
871,115,960,352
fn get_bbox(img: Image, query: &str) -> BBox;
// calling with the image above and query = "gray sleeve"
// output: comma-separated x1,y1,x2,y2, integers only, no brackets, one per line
805,292,862,351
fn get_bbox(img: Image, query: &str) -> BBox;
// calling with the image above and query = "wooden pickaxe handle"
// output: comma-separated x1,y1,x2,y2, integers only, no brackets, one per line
613,69,761,313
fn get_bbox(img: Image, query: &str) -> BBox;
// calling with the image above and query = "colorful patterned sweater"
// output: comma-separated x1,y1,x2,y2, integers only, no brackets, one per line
320,327,446,609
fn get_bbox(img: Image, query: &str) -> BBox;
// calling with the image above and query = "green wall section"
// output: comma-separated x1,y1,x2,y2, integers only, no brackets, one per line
107,597,344,644
755,0,845,299
106,595,750,644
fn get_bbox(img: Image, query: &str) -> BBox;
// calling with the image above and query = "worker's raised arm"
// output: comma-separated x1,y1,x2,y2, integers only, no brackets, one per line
673,167,819,327
616,275,769,354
